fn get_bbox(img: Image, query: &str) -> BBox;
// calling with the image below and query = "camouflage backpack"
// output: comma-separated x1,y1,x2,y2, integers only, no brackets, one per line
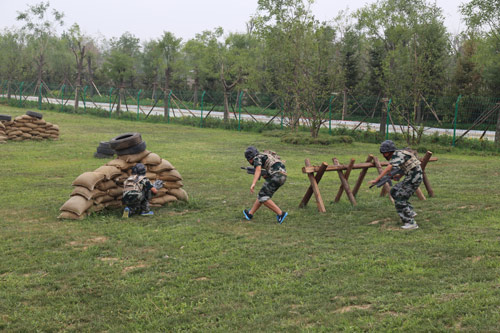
262,149,283,170
122,175,146,205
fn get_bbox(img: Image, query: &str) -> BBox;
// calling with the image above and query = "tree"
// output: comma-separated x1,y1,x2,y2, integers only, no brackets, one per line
102,32,141,113
16,1,64,90
357,0,449,143
255,0,338,137
0,29,25,99
64,23,93,111
157,32,182,119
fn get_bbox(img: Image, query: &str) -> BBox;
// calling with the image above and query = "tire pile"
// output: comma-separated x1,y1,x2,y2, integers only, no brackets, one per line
58,132,188,220
94,141,115,159
0,111,59,142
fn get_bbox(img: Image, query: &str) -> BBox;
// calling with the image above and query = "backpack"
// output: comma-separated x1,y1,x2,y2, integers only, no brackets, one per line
262,149,283,170
122,175,145,205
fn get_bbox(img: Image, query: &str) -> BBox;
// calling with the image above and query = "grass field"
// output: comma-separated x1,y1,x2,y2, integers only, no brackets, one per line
1,106,500,331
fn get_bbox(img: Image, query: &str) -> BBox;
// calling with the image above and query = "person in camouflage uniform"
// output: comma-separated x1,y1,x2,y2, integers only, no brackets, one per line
243,146,288,224
122,163,158,218
369,140,423,230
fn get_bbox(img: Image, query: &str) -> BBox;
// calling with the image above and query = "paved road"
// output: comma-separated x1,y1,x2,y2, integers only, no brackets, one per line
10,95,497,141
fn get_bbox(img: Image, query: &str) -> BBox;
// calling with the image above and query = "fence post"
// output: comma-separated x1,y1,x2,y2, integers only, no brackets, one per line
137,89,142,120
328,95,335,135
385,99,392,140
19,81,24,107
109,87,114,118
38,84,43,110
452,95,462,147
200,91,206,127
238,91,244,131
60,84,66,112
83,86,88,113
167,90,172,123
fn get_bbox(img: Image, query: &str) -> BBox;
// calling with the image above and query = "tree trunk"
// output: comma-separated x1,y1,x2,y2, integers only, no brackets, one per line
342,88,347,121
223,90,230,122
164,68,171,119
86,56,94,96
193,76,199,107
116,87,122,114
380,98,389,138
7,80,11,100
496,108,500,145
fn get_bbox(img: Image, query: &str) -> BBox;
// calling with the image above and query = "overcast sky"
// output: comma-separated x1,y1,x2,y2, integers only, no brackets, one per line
0,0,465,43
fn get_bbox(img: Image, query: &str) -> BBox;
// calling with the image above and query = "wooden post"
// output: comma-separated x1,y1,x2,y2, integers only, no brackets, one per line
371,155,395,204
333,158,357,206
299,159,327,212
335,158,355,202
352,155,373,197
419,151,434,197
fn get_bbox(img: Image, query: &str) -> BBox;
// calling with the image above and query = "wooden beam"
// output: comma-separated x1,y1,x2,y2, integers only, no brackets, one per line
300,159,326,213
352,155,373,197
420,151,434,197
333,158,357,206
371,155,394,204
335,158,355,202
301,157,437,174
299,161,328,209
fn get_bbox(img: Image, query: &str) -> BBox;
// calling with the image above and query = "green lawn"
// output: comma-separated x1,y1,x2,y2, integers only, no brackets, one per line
1,106,499,332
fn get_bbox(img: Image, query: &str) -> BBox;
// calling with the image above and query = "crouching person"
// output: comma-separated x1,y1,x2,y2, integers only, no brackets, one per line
243,146,288,224
122,163,162,218
368,140,423,230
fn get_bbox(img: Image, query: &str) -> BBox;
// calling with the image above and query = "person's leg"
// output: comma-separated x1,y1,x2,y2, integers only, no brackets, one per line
249,199,262,215
262,199,282,215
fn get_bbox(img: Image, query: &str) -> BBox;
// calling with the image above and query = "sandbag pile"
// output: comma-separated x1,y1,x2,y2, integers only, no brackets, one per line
0,111,59,141
0,121,7,144
58,150,188,220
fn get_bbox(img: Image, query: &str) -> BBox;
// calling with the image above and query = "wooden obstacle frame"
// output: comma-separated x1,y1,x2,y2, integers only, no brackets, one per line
299,151,437,212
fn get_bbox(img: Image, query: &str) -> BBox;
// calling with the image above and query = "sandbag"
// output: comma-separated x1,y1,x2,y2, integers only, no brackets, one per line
94,195,114,204
106,158,134,170
148,159,174,172
162,181,183,189
72,172,105,191
58,210,87,220
168,188,189,202
107,187,123,197
141,152,161,165
70,186,106,200
150,194,177,205
96,180,117,191
59,195,93,216
146,172,157,180
118,150,151,163
94,165,121,180
158,169,183,181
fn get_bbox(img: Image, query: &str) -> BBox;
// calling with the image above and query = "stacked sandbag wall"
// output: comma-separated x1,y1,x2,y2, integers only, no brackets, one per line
0,113,59,141
0,120,7,144
58,150,188,220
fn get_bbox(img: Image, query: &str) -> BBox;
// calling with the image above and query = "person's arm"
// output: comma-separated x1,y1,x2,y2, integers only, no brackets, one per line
250,165,262,193
368,164,393,185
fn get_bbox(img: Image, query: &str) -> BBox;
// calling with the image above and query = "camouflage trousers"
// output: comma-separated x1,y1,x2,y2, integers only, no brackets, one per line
122,190,152,216
258,172,287,203
390,167,423,224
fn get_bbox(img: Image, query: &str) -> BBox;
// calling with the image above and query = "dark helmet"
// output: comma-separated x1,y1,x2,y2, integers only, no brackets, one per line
244,146,259,161
131,163,146,175
380,140,397,153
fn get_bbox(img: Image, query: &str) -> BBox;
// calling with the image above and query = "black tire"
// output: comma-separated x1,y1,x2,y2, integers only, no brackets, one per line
26,110,43,119
109,132,142,150
96,147,115,155
98,141,112,149
94,152,114,159
115,141,147,156
0,115,12,121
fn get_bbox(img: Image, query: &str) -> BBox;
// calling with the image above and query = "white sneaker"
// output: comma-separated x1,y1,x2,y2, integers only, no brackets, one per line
401,222,418,230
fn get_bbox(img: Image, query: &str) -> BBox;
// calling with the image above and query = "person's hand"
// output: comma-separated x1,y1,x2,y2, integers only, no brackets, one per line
250,183,255,193
393,174,402,181
368,179,377,186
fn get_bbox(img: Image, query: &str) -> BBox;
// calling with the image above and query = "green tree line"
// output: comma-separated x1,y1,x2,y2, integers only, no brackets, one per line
1,0,500,143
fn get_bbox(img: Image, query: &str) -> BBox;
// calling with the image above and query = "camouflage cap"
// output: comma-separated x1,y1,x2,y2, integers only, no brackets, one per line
244,146,259,161
380,140,397,153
